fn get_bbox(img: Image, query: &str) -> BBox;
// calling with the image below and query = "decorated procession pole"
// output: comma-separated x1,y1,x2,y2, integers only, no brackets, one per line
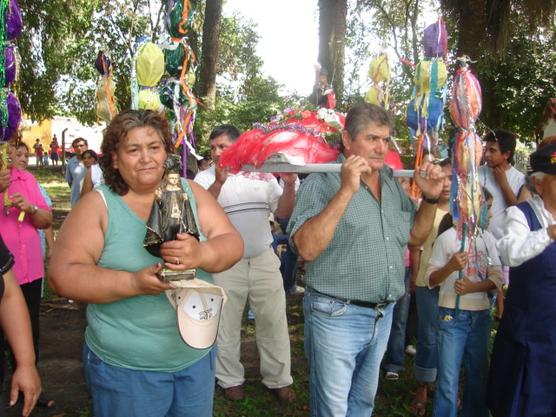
407,18,449,197
95,51,118,124
125,0,201,177
449,56,484,317
1,0,23,218
161,0,201,177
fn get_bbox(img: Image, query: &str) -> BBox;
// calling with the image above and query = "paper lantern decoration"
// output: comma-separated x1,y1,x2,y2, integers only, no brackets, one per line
136,42,165,87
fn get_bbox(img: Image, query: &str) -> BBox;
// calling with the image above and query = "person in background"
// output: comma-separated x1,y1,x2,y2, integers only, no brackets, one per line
428,192,503,417
49,110,243,417
33,139,44,167
80,150,104,197
37,186,54,265
487,143,556,417
409,158,452,416
8,140,55,280
479,130,529,238
49,135,60,166
311,65,335,109
65,137,88,207
381,159,414,382
194,125,297,403
479,130,529,318
197,156,212,172
0,140,53,409
0,235,42,417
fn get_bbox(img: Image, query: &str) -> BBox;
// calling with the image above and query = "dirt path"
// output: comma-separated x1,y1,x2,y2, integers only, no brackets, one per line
6,296,306,417
7,301,89,417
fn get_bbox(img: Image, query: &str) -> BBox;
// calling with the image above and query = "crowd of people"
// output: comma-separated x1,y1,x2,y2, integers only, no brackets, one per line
0,104,554,417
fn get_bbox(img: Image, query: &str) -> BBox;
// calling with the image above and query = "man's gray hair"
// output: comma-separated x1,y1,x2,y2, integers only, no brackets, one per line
344,103,392,140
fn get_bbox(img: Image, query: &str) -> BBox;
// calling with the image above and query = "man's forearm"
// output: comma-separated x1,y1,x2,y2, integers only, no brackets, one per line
275,182,296,219
499,181,518,206
409,201,437,247
207,181,223,199
293,188,353,261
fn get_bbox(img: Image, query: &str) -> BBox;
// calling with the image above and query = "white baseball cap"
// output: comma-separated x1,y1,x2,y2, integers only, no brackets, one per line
166,278,227,350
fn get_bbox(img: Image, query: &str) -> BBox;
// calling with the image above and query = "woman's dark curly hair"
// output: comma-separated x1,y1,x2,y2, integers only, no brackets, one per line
100,110,175,195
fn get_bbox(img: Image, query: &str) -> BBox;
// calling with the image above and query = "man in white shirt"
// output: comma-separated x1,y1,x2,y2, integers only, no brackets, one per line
478,129,529,240
194,125,297,403
488,143,556,417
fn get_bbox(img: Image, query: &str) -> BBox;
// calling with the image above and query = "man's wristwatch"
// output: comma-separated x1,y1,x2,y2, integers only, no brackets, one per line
422,195,440,205
29,205,38,215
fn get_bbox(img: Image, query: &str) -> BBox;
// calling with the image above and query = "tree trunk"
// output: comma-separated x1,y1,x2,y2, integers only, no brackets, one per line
197,0,223,110
318,0,347,104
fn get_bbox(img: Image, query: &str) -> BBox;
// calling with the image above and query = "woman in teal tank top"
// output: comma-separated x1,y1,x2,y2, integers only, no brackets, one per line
49,110,243,417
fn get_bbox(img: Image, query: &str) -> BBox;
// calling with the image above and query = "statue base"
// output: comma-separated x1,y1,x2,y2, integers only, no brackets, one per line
158,268,196,282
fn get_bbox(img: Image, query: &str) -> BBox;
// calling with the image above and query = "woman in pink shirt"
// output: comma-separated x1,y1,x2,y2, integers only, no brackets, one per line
0,141,52,407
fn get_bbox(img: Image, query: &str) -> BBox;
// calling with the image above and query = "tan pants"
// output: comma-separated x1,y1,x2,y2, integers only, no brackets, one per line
213,247,293,389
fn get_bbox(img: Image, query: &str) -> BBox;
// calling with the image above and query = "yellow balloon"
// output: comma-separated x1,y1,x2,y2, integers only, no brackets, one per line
368,53,390,83
138,88,163,111
365,85,383,106
136,42,165,87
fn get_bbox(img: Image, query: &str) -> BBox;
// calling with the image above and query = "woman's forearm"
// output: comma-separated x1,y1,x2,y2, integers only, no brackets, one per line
0,273,36,366
29,208,52,230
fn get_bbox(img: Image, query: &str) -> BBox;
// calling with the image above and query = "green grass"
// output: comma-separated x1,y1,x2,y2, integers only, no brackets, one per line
34,169,422,417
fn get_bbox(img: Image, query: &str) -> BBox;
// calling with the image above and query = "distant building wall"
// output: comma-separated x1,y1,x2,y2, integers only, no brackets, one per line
20,118,52,150
20,116,105,152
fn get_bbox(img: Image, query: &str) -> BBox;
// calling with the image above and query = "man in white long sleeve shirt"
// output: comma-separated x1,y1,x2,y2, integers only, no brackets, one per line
487,143,556,417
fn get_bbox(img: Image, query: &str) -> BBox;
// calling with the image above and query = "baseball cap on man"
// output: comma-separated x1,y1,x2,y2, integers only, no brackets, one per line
530,143,556,175
166,278,227,350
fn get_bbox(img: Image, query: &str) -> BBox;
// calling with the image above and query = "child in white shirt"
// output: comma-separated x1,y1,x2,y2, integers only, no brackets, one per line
427,205,504,417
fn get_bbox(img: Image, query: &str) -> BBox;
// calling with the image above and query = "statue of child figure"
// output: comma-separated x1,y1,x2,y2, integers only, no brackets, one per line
144,154,199,281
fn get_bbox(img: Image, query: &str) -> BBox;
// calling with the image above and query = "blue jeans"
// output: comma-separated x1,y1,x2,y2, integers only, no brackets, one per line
414,286,439,382
83,343,216,417
383,267,411,373
432,308,491,417
304,290,394,417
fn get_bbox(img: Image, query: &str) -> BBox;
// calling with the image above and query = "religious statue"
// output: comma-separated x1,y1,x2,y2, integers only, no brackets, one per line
312,64,336,109
144,154,199,281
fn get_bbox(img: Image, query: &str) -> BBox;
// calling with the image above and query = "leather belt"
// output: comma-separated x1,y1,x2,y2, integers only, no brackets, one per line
308,287,391,310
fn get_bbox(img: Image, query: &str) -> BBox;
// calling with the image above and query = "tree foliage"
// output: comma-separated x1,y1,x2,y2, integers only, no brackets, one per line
477,30,556,141
194,13,293,142
16,0,100,121
441,0,556,57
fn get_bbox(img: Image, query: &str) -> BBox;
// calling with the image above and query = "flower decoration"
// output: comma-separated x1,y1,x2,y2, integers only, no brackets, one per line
218,108,345,173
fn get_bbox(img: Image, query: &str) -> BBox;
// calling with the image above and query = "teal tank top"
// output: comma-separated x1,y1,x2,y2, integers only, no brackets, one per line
85,179,212,372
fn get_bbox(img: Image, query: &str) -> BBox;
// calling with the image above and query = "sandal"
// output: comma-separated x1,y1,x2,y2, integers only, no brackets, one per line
410,384,427,416
37,393,55,408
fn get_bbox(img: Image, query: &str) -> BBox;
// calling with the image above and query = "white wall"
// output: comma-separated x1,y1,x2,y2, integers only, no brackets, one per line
51,117,106,152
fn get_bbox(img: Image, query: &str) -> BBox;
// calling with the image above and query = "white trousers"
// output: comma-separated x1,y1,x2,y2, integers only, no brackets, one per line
213,247,293,389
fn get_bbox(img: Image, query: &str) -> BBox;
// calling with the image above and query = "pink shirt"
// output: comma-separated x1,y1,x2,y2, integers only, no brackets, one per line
0,168,50,285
